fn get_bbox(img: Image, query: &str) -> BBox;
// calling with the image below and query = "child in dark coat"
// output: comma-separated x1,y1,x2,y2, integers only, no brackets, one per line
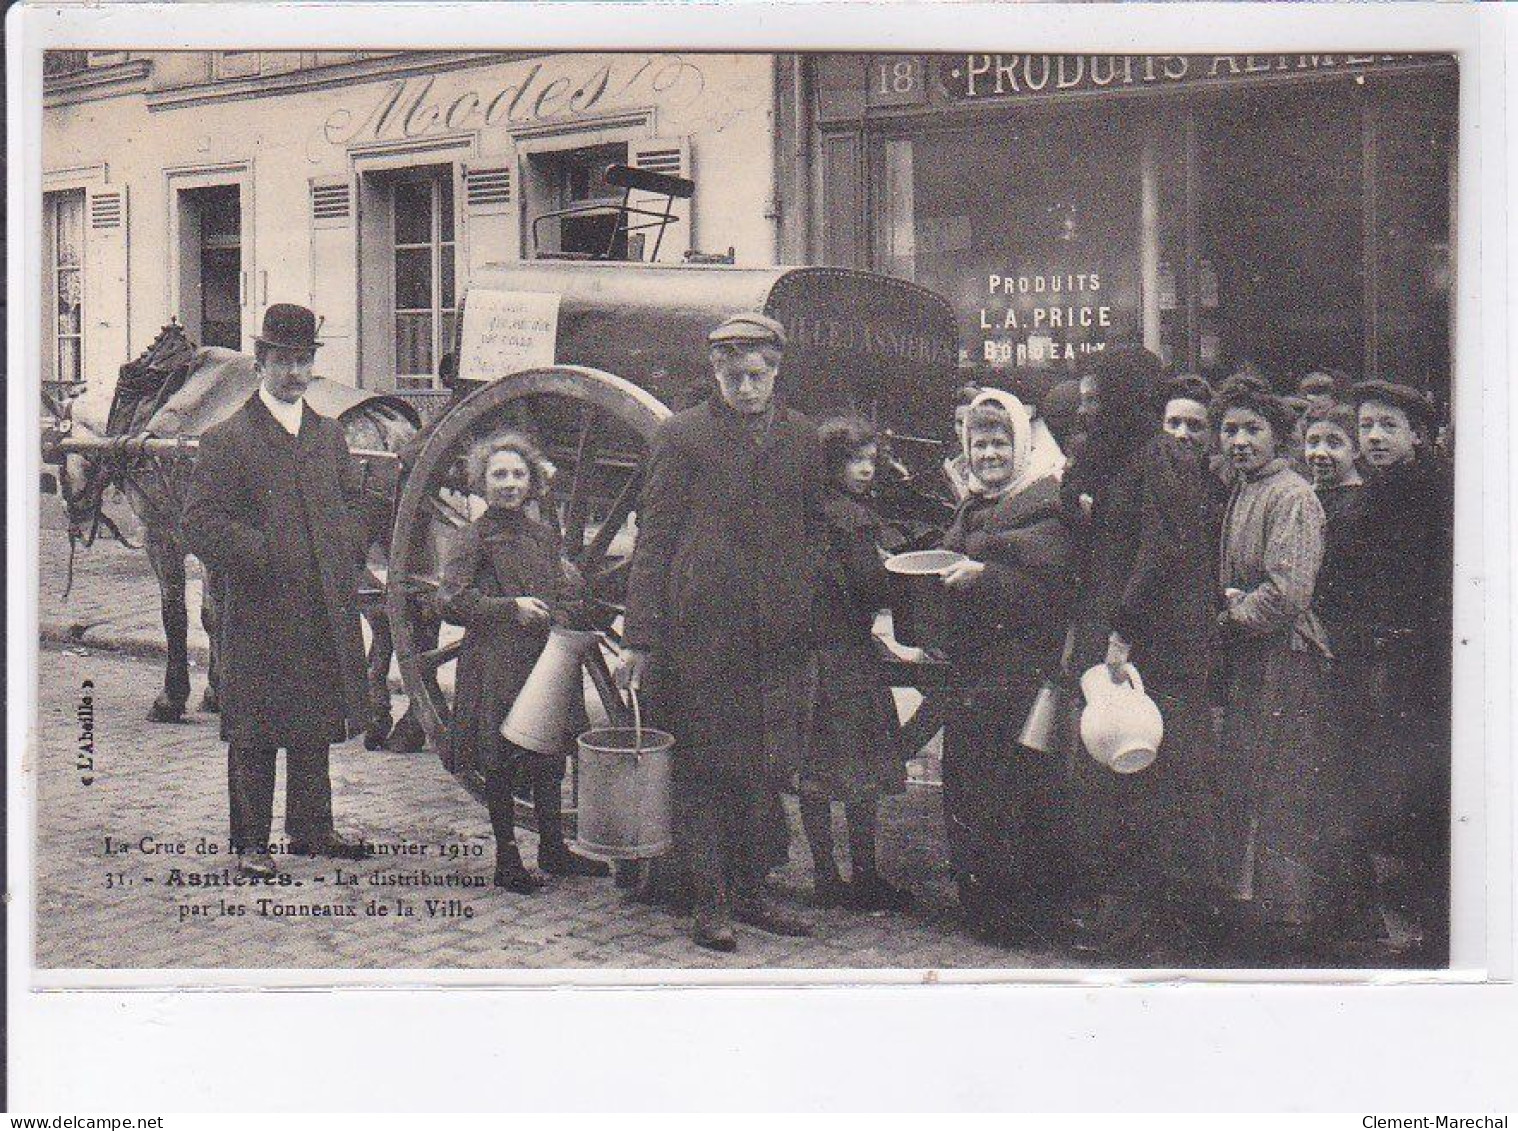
1347,381,1455,962
436,430,610,892
799,418,911,911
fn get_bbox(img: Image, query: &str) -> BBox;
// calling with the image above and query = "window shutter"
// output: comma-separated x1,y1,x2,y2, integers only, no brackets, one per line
462,162,518,276
309,178,357,384
83,184,130,381
627,137,691,262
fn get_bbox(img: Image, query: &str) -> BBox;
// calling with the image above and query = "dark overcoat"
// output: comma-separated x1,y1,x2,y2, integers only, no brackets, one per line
1062,433,1216,680
183,394,369,746
1314,481,1371,656
435,506,576,802
1060,432,1221,893
801,488,904,802
1332,456,1454,908
1353,456,1455,715
623,396,827,758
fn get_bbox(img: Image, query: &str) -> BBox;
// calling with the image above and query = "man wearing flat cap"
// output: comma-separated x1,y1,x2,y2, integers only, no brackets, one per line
619,311,826,952
1341,378,1454,961
185,303,371,878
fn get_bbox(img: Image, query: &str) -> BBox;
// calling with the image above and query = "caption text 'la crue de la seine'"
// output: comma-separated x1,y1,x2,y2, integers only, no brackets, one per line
100,836,485,922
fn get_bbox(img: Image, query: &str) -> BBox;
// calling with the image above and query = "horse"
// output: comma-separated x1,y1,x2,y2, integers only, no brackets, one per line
53,322,420,736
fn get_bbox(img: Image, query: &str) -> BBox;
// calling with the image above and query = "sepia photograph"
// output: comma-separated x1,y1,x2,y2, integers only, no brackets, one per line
28,39,1466,979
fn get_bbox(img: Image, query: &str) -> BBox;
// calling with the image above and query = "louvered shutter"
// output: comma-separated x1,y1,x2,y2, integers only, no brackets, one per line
309,179,358,384
627,137,691,262
83,184,130,380
462,162,518,275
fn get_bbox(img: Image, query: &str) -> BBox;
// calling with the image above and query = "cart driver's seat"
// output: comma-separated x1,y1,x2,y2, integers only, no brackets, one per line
531,164,695,264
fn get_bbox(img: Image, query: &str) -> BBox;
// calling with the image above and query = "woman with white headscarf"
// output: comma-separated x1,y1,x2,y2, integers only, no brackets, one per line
934,391,1079,945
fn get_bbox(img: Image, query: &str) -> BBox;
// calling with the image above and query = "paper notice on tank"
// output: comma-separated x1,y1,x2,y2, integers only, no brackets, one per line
458,289,561,381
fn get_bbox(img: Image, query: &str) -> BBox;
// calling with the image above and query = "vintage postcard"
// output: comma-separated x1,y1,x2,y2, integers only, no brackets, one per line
11,7,1502,996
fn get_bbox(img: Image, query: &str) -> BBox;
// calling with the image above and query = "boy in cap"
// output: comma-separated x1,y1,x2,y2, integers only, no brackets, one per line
1346,379,1454,961
619,312,826,952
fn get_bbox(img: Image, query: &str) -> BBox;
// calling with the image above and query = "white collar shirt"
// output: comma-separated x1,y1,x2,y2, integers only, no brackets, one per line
258,386,306,435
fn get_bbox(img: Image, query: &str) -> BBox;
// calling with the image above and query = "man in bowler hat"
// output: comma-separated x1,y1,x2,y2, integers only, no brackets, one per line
184,303,371,877
619,312,826,952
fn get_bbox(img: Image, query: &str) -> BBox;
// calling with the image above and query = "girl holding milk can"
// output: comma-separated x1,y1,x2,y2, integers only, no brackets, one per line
436,429,611,893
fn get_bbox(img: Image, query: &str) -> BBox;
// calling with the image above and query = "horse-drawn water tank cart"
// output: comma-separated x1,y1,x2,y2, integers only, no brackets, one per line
42,165,965,811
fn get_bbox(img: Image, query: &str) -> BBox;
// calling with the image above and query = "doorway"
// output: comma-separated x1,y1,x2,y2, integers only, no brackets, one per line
177,184,243,349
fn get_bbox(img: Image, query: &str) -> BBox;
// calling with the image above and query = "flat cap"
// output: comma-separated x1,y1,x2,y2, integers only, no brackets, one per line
707,311,787,349
1298,372,1338,397
1351,379,1436,428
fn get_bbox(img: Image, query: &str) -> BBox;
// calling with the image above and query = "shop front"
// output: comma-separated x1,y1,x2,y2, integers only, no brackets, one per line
784,52,1457,404
43,50,778,416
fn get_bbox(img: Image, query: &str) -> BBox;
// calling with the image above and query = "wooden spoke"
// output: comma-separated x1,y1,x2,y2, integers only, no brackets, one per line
425,493,469,530
586,557,631,620
584,643,632,726
415,639,462,670
591,555,630,587
401,572,441,607
562,404,603,552
574,469,642,573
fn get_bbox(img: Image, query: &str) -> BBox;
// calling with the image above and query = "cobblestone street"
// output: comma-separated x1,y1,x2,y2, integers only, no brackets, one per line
31,495,1092,973
33,642,1078,971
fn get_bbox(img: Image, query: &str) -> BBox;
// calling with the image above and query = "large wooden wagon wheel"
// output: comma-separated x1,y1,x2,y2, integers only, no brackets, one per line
387,365,671,759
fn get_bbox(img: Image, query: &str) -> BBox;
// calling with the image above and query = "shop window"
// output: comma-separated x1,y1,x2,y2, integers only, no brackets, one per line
876,109,1144,380
43,190,86,388
1197,88,1365,383
391,168,457,388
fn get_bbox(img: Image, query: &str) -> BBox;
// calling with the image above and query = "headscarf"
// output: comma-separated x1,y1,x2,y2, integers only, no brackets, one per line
962,387,1066,499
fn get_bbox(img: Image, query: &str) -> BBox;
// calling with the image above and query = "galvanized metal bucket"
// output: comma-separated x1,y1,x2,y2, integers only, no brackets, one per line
574,689,674,860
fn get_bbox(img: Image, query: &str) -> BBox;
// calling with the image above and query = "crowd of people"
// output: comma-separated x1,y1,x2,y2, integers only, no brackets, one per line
196,303,1453,968
932,346,1452,966
452,322,1453,965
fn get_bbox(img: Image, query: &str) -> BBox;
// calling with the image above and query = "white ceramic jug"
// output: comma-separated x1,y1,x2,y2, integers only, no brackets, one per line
1079,663,1164,774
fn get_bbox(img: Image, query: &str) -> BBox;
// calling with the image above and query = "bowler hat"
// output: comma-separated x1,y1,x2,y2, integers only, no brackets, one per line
707,311,787,349
1351,379,1435,430
254,303,325,352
